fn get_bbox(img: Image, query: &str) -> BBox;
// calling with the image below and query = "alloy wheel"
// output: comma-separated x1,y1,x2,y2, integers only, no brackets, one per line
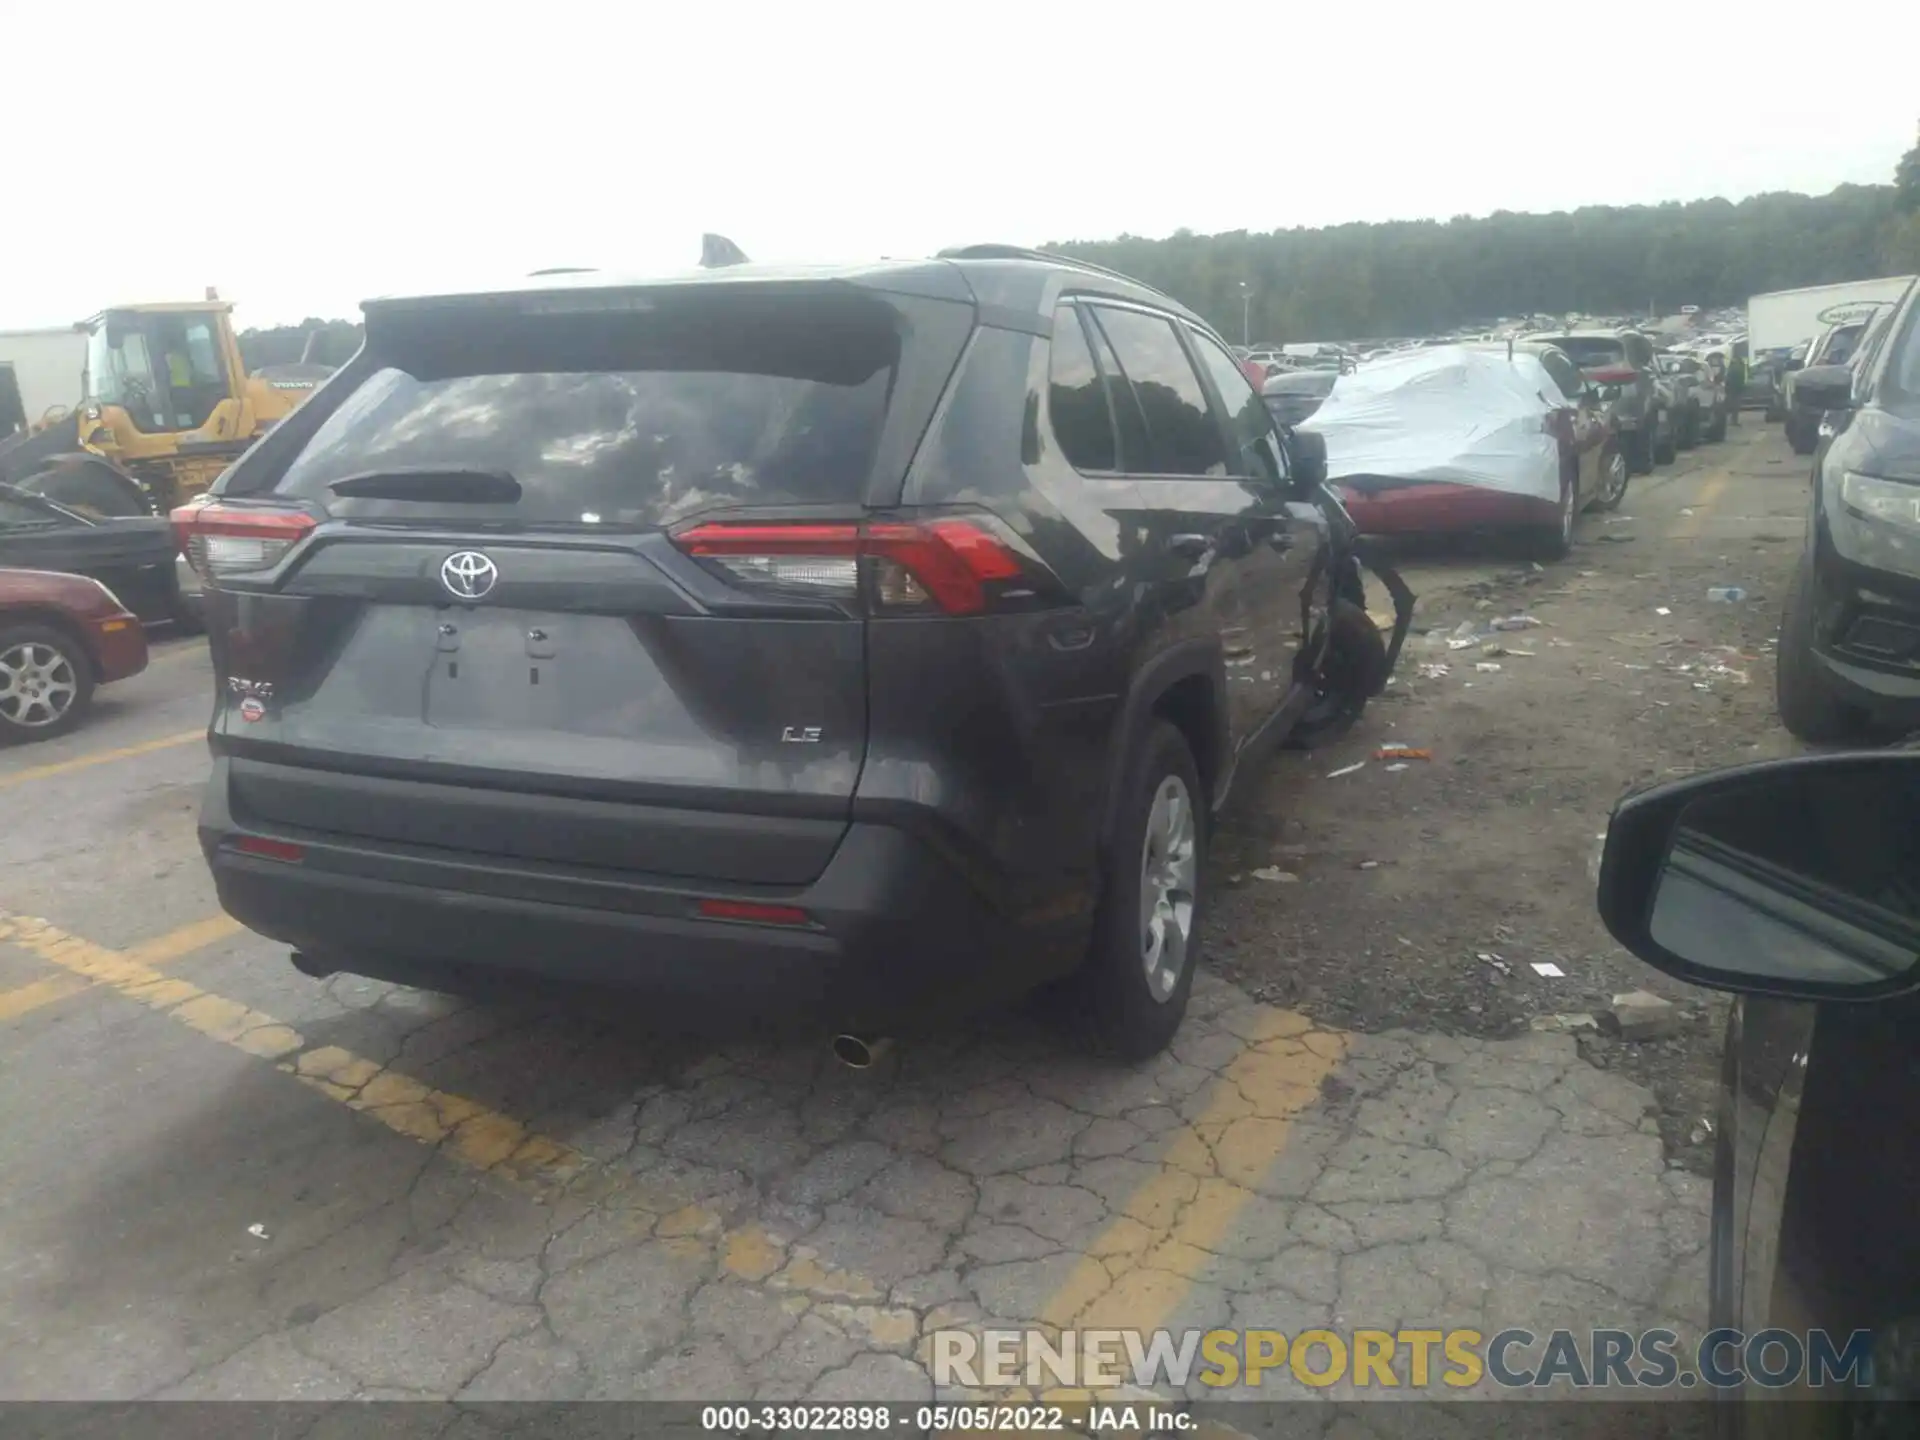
1139,774,1198,1002
0,641,79,730
1600,450,1629,506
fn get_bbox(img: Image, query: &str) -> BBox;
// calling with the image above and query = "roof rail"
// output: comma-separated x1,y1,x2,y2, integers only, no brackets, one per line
937,243,1152,291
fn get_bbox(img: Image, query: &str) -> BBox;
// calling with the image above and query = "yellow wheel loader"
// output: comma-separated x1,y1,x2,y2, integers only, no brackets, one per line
0,293,330,517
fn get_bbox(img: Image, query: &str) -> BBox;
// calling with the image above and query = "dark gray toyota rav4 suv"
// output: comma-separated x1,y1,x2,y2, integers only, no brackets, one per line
176,247,1410,1059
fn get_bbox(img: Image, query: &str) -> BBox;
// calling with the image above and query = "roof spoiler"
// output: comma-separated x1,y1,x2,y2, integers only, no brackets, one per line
701,234,751,268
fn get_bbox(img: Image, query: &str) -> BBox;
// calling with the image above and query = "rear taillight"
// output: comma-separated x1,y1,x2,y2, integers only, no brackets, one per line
233,836,305,863
171,501,317,579
696,898,812,927
1588,366,1637,385
674,518,1026,616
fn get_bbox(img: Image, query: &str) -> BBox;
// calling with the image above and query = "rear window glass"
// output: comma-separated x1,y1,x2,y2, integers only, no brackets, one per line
1546,337,1628,368
270,293,898,526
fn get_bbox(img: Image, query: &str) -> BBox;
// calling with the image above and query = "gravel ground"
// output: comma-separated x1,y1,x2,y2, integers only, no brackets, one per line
1205,423,1807,1175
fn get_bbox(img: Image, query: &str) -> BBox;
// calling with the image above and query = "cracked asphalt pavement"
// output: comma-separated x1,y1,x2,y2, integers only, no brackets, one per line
0,430,1806,1407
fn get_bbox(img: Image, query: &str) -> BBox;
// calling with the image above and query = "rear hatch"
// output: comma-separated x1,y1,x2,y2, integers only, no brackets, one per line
188,279,970,887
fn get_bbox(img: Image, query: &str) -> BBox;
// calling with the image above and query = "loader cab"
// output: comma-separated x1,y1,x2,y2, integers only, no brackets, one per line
81,305,237,434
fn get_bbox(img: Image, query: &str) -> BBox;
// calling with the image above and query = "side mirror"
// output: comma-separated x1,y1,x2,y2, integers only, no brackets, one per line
1285,428,1328,491
1793,364,1854,413
1597,753,1920,1000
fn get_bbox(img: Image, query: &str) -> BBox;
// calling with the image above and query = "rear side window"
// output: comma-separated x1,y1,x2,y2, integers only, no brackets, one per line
1187,328,1284,484
269,292,898,526
1536,350,1583,401
1046,305,1117,472
1089,307,1229,478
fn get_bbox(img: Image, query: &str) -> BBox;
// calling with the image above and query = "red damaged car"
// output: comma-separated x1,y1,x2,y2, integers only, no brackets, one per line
1305,342,1629,561
0,568,149,742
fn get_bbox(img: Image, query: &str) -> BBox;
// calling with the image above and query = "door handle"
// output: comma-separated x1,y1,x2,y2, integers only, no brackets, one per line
1167,533,1215,560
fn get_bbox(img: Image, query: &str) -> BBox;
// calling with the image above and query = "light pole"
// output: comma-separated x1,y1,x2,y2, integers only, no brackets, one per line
1238,282,1253,346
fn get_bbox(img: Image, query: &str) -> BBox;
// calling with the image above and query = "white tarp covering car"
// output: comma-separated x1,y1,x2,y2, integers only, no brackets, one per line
1300,345,1563,502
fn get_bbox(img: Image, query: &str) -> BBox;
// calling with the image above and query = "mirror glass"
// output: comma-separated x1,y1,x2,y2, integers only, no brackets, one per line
1648,764,1920,991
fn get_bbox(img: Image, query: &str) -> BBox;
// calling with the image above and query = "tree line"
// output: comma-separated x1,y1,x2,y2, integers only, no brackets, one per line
239,132,1920,362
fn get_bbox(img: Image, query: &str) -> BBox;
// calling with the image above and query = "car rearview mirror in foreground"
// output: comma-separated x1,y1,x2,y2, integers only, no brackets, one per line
1792,363,1854,413
1286,428,1328,491
1597,753,1920,999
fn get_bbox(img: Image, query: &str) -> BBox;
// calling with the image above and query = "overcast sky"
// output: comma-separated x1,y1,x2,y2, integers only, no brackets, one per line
5,1,1915,330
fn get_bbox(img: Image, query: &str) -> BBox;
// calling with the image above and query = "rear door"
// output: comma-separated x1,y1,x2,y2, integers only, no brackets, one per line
1084,303,1282,745
204,283,934,887
1183,326,1320,704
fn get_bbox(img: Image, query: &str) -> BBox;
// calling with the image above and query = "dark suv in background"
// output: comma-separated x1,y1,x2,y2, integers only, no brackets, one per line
1774,276,1920,742
177,248,1410,1059
1530,328,1672,474
1783,313,1884,456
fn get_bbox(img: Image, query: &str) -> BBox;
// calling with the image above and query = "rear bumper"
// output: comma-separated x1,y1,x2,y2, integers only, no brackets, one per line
1338,480,1558,535
199,757,1084,1031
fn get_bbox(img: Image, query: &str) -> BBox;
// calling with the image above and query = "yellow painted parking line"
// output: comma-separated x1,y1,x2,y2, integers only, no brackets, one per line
0,729,203,790
1669,472,1728,540
0,907,878,1312
0,903,1348,1375
0,972,92,1021
1041,1010,1347,1332
0,913,241,1024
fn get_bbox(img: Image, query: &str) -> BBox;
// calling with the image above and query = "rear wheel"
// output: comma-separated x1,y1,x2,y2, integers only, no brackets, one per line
1286,599,1386,749
0,624,95,744
1654,410,1677,464
1592,447,1630,512
1787,414,1817,456
1627,424,1655,475
1078,721,1204,1060
1775,558,1870,744
1522,470,1577,562
1705,405,1728,442
1676,406,1698,450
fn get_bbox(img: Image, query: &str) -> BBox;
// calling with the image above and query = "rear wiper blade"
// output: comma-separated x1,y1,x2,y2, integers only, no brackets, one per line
327,468,522,503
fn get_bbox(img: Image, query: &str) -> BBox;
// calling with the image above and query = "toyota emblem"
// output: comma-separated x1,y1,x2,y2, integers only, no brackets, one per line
440,551,498,600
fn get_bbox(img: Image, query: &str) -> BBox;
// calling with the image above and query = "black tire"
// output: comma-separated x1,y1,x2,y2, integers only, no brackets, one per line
1775,558,1869,744
1705,407,1728,443
1591,446,1631,513
1676,406,1699,450
1520,468,1576,562
1786,415,1817,457
1286,599,1387,749
1654,411,1677,465
0,622,96,744
1627,424,1655,476
1078,720,1205,1060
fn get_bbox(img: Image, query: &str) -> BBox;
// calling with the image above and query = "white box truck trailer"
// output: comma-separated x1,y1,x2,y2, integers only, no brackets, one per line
0,326,86,437
1747,276,1917,357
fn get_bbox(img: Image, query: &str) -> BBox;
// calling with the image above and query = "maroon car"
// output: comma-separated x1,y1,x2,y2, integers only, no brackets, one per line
1331,342,1629,559
0,567,149,742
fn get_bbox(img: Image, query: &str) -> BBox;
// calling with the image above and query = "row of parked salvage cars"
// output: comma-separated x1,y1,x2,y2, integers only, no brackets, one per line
1263,336,1725,561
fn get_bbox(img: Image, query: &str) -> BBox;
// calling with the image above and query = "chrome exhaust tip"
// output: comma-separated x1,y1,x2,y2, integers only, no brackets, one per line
290,950,336,979
831,1034,892,1070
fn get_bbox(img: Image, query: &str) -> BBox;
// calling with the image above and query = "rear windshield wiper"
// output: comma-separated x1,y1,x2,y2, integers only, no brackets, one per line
327,468,523,504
